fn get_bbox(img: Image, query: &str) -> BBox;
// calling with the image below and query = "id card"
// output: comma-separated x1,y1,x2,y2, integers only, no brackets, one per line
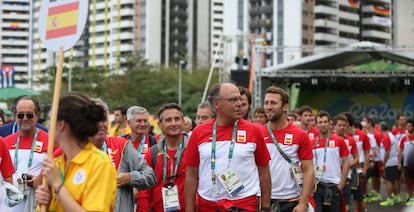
162,185,180,211
218,168,245,197
315,165,324,180
290,164,303,193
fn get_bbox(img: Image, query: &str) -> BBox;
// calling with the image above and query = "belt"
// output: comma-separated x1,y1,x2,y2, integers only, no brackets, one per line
271,196,300,203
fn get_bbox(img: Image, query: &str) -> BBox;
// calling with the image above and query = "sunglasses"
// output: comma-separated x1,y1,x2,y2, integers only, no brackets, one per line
17,112,34,119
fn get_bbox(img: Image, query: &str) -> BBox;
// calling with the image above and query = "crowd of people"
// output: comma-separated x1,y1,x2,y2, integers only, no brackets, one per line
0,82,413,212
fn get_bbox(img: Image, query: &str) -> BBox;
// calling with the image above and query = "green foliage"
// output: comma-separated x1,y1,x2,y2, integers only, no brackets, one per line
37,55,219,119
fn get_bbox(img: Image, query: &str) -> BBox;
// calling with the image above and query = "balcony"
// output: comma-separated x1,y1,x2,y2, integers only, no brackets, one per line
362,17,391,27
314,32,338,43
362,29,391,40
314,5,338,15
314,19,338,29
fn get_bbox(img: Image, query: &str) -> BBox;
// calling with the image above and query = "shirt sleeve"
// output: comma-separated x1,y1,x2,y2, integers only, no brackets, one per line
136,150,154,212
383,136,391,151
350,138,359,155
298,132,313,160
361,133,371,151
123,141,156,189
400,136,407,150
182,130,200,167
338,137,350,157
254,128,270,166
0,138,14,179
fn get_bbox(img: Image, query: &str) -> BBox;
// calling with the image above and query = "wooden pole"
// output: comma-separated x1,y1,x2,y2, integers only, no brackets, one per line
40,46,64,212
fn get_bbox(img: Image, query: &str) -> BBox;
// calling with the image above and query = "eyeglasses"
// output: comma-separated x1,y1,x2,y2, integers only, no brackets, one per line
217,96,243,104
17,112,34,119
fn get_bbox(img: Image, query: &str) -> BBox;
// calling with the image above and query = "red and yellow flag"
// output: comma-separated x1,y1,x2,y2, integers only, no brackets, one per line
46,1,79,40
373,5,390,16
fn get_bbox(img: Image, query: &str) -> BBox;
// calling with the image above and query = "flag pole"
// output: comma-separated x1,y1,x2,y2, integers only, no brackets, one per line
40,46,64,212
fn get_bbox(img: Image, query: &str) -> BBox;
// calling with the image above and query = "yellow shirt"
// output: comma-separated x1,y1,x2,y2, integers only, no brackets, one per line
108,123,131,137
49,143,117,212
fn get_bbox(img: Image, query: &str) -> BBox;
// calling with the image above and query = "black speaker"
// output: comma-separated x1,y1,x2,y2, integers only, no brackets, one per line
231,70,250,88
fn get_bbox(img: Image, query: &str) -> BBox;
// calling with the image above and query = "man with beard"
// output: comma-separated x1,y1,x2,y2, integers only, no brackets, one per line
4,96,48,212
239,86,252,121
261,85,314,212
90,98,156,212
138,103,189,212
184,82,271,211
313,112,350,212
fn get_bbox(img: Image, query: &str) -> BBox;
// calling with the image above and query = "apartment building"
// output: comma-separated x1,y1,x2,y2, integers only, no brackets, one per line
0,0,31,88
249,0,393,67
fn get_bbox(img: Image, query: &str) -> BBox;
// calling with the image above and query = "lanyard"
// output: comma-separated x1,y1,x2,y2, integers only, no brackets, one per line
314,133,330,165
57,158,69,189
101,141,107,153
211,120,238,175
266,122,293,164
14,129,39,170
130,134,146,154
162,138,184,184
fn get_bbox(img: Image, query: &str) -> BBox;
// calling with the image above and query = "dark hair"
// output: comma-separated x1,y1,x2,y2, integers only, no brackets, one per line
238,86,252,106
407,119,414,126
58,93,106,144
297,105,313,116
380,122,389,131
341,112,354,127
114,105,128,115
265,85,289,105
333,114,347,126
13,95,41,113
254,107,265,114
367,118,376,127
316,111,331,122
157,103,183,121
0,109,5,124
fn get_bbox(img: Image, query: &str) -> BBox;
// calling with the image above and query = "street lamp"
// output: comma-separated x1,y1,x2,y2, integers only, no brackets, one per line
178,60,185,106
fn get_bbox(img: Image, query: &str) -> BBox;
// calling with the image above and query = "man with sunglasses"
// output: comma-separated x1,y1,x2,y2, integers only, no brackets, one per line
4,96,49,212
0,95,48,137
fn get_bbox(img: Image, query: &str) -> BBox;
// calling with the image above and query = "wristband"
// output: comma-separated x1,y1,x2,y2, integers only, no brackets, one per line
55,183,64,195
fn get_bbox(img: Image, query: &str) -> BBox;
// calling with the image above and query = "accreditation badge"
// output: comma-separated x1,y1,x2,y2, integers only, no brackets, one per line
218,168,245,197
141,144,148,154
162,185,180,211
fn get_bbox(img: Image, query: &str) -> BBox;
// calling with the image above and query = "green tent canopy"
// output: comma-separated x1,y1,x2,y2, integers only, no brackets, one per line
0,87,40,99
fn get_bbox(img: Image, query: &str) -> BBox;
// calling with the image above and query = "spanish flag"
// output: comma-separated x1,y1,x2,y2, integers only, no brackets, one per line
46,2,79,40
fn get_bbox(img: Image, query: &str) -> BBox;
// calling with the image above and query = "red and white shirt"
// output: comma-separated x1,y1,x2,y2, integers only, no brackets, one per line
311,134,349,184
380,132,398,167
261,123,313,199
399,134,414,167
183,118,270,202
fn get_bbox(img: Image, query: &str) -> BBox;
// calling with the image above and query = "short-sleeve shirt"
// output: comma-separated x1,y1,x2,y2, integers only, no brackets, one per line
311,134,349,184
399,134,414,167
48,143,117,212
183,118,270,201
261,123,313,199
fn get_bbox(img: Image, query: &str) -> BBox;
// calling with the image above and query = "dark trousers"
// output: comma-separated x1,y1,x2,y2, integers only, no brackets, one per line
270,200,298,212
314,183,342,212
